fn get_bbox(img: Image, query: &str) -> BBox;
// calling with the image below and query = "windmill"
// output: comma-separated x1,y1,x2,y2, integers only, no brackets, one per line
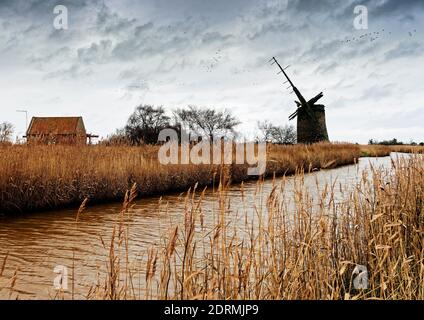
270,57,329,144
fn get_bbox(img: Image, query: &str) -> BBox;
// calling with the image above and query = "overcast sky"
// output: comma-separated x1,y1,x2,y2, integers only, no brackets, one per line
0,0,423,143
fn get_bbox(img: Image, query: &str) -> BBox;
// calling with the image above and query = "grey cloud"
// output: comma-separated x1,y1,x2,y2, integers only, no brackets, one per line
48,27,80,42
0,0,93,17
118,68,139,80
314,61,339,74
288,0,342,13
96,4,136,35
283,0,424,34
246,19,302,41
366,0,424,17
126,79,149,92
368,107,424,129
44,64,93,80
152,0,256,20
201,32,234,45
110,18,209,62
156,57,192,73
384,41,422,61
28,46,72,68
134,22,154,36
333,0,424,20
399,14,415,23
300,39,343,63
360,83,396,101
1,0,423,143
78,39,113,64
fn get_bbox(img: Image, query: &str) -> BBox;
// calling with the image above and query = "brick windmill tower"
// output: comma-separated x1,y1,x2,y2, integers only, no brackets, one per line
270,57,329,144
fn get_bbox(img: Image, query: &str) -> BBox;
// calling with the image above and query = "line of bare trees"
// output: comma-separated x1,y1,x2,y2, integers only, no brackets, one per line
102,104,296,146
1,106,296,146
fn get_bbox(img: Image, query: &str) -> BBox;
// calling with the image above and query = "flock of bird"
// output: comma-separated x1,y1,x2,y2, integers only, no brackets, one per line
146,27,419,91
201,28,419,79
341,28,418,44
202,49,224,73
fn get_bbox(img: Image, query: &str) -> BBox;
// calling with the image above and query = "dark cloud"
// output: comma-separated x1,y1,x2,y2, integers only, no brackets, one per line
134,22,154,36
288,0,341,13
108,16,211,62
0,0,423,142
0,0,93,17
364,0,424,17
331,0,424,21
96,3,136,35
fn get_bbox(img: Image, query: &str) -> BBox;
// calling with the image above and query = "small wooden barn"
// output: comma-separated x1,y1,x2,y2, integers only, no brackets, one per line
26,117,94,145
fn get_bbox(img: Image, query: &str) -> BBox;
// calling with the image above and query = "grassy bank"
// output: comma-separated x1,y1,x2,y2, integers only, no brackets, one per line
86,154,424,300
359,144,392,157
360,144,424,157
388,145,424,154
0,143,361,214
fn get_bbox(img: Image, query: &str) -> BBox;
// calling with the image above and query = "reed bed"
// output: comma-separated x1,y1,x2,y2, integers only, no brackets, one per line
388,145,424,154
0,143,361,214
87,154,424,300
359,145,424,157
359,145,392,157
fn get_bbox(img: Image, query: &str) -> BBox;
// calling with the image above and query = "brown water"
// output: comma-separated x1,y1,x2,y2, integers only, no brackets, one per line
0,155,398,299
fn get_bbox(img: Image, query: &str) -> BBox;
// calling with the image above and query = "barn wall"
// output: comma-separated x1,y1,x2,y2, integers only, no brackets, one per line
27,134,86,145
76,118,87,144
76,118,87,135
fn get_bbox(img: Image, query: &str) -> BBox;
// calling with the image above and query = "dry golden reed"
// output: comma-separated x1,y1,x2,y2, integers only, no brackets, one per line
87,154,423,300
0,143,362,213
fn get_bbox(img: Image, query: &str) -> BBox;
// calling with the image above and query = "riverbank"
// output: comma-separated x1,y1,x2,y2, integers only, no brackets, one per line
360,144,424,157
0,143,359,214
0,143,421,214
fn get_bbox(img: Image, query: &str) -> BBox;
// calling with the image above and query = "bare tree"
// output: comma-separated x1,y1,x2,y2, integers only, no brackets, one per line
270,125,297,145
174,106,240,141
257,120,274,143
0,122,14,143
125,105,171,145
257,121,296,145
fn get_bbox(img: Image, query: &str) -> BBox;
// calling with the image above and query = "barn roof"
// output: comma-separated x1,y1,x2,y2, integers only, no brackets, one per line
27,117,85,135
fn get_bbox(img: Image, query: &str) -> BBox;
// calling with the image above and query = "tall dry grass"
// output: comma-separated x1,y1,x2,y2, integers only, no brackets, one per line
0,143,361,214
1,146,422,300
388,145,424,154
359,145,392,157
359,144,424,157
87,155,424,300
